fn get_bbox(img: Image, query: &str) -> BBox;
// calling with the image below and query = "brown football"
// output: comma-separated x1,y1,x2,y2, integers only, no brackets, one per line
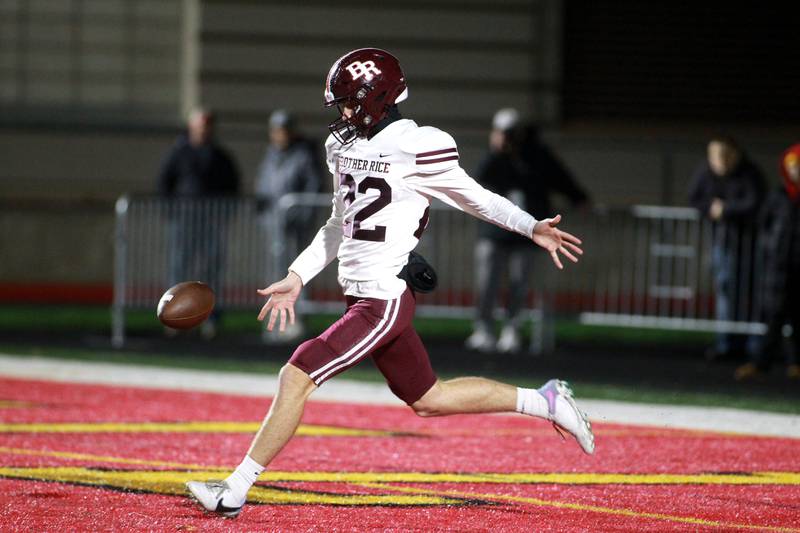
157,281,215,329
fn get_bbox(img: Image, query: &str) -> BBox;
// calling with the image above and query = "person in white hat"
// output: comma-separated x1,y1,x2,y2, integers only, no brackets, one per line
466,108,591,353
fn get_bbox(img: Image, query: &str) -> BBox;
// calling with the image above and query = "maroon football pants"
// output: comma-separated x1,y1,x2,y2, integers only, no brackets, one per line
289,288,437,404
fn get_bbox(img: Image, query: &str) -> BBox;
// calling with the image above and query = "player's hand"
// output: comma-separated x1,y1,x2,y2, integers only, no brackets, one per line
531,214,583,270
257,271,303,332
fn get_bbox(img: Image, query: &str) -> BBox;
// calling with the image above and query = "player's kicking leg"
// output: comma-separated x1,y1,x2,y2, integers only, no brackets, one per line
372,324,595,455
411,376,594,454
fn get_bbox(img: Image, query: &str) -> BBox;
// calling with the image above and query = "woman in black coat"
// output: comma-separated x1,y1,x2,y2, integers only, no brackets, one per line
736,144,800,380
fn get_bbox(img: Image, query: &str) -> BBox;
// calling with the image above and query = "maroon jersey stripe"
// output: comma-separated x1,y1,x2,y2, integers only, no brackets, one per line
416,147,458,158
416,155,459,165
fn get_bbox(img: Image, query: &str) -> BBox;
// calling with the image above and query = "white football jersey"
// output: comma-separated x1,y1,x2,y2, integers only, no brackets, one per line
289,118,538,299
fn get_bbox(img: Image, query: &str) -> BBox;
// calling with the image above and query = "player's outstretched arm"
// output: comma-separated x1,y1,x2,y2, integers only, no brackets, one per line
257,271,303,331
532,214,583,270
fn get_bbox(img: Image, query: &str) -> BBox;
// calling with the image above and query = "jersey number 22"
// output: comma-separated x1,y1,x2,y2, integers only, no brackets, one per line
341,174,429,243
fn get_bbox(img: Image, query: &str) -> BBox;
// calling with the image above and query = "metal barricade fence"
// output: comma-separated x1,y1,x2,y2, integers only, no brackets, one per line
113,195,274,346
113,196,765,348
112,194,551,348
571,205,765,336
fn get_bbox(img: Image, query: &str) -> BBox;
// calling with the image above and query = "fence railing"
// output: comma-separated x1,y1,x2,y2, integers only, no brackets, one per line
112,195,765,349
574,205,764,335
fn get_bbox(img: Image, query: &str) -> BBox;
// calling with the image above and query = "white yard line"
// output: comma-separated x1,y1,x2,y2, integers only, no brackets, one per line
1,353,799,438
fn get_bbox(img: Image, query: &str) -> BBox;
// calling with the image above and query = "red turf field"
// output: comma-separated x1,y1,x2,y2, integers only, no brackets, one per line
1,377,799,531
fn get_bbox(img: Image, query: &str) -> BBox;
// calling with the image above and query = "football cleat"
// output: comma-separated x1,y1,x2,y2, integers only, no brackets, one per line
538,379,595,455
186,480,243,518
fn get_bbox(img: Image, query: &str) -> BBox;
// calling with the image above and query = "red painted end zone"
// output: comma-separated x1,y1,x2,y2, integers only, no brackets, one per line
1,377,798,531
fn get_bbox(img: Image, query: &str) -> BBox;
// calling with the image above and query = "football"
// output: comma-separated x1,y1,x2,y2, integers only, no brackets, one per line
157,281,215,330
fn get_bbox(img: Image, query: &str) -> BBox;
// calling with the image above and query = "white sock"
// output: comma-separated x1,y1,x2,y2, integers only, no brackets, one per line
224,455,264,505
516,387,550,418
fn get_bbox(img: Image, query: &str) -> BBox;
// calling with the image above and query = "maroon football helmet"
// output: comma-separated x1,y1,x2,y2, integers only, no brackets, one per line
324,48,408,144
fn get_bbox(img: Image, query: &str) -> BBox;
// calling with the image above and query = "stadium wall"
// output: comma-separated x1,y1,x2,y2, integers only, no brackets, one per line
0,0,793,296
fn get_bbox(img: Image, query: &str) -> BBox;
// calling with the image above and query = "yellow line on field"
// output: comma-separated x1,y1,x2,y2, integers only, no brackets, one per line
0,467,462,507
1,420,780,440
414,427,744,438
3,466,798,522
0,447,222,471
0,421,391,437
2,465,797,526
2,447,798,529
0,400,40,408
254,470,800,486
2,446,799,486
357,482,800,533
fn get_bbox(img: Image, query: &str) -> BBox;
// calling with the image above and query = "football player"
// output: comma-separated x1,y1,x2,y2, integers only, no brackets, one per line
187,48,593,518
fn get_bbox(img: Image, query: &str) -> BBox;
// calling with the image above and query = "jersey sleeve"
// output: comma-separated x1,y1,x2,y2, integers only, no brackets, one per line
288,192,344,285
408,167,538,239
402,128,538,239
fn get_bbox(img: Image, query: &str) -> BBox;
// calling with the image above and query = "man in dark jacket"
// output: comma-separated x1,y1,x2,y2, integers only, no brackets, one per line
158,108,240,197
735,144,800,380
157,108,241,338
255,109,324,342
255,109,324,256
465,108,590,353
688,135,765,360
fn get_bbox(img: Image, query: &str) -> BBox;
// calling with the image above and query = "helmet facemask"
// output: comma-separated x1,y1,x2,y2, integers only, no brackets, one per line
325,86,375,145
327,104,360,145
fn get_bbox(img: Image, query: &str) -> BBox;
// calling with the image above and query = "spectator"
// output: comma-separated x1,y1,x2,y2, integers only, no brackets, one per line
688,135,765,361
157,107,240,339
255,109,324,341
735,144,800,381
465,108,590,353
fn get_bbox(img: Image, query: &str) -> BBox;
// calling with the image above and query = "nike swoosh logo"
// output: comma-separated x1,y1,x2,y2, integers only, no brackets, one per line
215,498,243,516
379,153,390,158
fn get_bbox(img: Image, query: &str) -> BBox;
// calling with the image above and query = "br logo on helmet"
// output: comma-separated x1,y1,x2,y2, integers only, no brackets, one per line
345,60,381,82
